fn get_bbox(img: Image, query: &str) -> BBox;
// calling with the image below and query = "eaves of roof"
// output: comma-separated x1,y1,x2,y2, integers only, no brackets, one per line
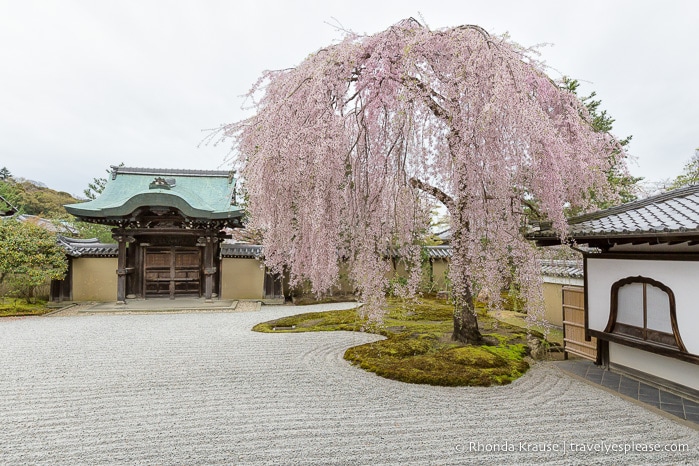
539,259,584,279
527,184,699,247
220,243,263,258
58,236,119,257
424,245,452,259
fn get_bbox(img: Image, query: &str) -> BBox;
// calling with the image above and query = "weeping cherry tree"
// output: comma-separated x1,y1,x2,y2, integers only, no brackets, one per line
221,19,625,344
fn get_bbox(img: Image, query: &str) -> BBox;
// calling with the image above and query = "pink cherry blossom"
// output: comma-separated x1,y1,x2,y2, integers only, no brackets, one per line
220,19,624,342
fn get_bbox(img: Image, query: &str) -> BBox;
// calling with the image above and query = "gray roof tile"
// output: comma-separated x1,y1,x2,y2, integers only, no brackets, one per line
530,184,699,244
58,236,119,257
539,260,584,279
220,243,263,258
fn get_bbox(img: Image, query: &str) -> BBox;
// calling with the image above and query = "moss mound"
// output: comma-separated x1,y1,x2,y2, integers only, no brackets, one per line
254,296,548,387
345,338,529,386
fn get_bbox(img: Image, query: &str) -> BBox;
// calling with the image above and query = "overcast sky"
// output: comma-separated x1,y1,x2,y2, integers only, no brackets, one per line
1,0,697,197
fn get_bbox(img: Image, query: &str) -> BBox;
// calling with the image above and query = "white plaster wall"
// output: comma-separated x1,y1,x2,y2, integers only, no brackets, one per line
586,257,699,356
610,342,699,391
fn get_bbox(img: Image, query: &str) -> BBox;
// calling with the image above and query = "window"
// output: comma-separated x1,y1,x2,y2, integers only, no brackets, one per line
605,276,686,351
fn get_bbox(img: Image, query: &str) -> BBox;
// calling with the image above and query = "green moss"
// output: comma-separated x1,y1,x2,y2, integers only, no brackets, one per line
253,297,548,387
0,298,52,317
345,342,529,387
252,308,364,333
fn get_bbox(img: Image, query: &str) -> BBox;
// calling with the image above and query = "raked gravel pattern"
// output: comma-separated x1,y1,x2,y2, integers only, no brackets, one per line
1,302,698,465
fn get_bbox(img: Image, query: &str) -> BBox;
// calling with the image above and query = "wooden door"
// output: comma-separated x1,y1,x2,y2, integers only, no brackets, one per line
263,270,283,299
562,286,597,361
144,247,201,299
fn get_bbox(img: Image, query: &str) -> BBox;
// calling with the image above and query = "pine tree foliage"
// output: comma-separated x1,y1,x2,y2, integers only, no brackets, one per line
562,77,640,207
669,149,699,190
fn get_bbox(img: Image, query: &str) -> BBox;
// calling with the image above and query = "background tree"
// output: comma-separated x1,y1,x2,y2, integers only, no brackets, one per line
74,221,114,243
668,148,699,190
0,178,22,210
221,19,625,343
0,168,114,242
82,164,123,201
0,178,79,218
563,78,640,207
15,182,78,218
0,219,67,301
0,167,11,180
83,176,107,200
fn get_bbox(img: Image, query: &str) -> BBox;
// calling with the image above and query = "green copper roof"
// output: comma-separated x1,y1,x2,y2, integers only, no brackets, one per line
65,166,243,220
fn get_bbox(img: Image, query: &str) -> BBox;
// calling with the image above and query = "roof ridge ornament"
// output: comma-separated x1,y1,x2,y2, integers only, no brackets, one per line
149,177,172,190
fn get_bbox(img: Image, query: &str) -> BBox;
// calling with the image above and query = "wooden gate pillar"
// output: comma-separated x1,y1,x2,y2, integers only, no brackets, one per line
114,233,134,304
201,235,216,302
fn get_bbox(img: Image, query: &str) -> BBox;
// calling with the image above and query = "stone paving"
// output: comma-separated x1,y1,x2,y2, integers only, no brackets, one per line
558,359,699,425
1,303,698,465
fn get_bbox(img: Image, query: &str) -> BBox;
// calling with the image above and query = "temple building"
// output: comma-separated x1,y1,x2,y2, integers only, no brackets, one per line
56,165,458,305
61,166,281,303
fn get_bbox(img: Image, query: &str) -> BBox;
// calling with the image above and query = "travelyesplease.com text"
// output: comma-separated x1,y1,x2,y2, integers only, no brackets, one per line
455,440,689,455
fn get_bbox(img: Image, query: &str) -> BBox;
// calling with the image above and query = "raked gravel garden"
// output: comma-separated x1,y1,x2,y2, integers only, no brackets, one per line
1,302,697,465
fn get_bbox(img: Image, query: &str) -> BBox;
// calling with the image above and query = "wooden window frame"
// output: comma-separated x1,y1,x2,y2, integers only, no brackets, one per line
600,275,694,362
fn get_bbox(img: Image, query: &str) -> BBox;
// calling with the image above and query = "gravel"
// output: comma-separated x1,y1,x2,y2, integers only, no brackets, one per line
0,302,697,465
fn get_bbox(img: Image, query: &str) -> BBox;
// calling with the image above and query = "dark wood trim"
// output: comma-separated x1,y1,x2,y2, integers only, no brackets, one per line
202,236,215,302
115,235,128,304
50,258,73,302
604,275,686,352
562,286,569,360
588,251,699,262
539,232,699,249
612,323,678,347
583,253,591,341
598,339,608,367
143,246,202,299
590,329,699,365
263,268,284,299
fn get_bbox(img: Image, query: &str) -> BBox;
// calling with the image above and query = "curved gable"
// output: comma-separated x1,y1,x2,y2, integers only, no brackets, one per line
64,166,243,222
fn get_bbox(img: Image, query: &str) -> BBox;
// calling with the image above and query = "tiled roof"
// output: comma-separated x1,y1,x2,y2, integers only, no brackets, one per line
107,167,233,177
16,214,79,235
424,247,583,278
64,166,244,221
540,259,583,279
220,243,263,258
58,236,119,257
528,184,699,246
220,245,452,260
59,237,263,259
425,245,452,259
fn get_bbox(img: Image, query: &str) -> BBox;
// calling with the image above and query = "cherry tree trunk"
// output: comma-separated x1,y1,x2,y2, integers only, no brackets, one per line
451,283,483,344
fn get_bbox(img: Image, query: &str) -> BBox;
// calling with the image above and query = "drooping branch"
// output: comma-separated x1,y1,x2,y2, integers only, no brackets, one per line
224,18,625,344
409,177,455,213
402,76,451,121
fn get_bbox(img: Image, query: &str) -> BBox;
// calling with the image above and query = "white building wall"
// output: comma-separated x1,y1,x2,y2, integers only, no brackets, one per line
610,342,699,391
586,257,699,356
586,256,699,395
